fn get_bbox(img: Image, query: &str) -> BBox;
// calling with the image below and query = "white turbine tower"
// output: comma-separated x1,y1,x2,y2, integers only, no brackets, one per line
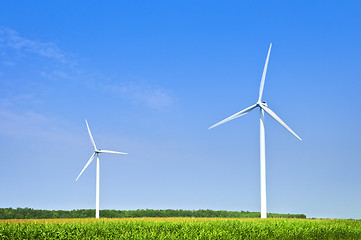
209,43,302,219
76,119,127,218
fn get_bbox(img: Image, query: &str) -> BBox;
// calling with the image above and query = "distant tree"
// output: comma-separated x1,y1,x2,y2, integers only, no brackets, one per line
0,208,306,219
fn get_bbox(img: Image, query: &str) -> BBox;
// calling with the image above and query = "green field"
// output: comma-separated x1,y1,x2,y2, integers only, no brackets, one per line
1,217,361,239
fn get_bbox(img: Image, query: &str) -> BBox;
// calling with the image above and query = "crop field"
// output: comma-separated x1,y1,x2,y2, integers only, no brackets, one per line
1,217,361,239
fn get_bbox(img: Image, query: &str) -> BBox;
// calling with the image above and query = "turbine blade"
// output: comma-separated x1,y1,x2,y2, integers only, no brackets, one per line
76,153,96,181
85,119,97,150
99,150,128,155
209,104,257,129
258,43,272,102
260,104,302,141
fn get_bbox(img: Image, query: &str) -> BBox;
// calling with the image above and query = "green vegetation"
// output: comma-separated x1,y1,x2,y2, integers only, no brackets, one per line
1,218,361,239
0,208,305,219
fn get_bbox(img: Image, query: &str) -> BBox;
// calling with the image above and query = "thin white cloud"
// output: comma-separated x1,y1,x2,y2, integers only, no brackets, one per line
135,88,173,110
103,82,173,110
0,27,174,110
0,27,68,63
0,109,82,144
0,110,56,138
0,92,41,107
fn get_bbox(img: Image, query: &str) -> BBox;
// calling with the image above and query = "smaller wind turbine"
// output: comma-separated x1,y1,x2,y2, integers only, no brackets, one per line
76,119,127,218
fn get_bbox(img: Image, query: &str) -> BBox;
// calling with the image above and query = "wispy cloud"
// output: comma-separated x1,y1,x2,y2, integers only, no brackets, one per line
0,110,71,140
0,108,89,160
134,88,173,110
0,27,174,110
0,27,69,63
39,69,174,110
103,82,173,110
0,92,41,107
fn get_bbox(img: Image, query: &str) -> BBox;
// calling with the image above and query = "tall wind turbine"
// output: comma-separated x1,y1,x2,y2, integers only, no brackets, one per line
76,119,127,218
209,43,302,218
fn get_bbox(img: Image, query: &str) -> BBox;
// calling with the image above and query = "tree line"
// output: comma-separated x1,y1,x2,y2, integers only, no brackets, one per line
0,208,306,219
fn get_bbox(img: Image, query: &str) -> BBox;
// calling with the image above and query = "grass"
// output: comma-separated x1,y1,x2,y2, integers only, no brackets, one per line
1,217,361,239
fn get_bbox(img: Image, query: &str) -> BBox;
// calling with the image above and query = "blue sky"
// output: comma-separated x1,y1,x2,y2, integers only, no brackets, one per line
1,1,361,219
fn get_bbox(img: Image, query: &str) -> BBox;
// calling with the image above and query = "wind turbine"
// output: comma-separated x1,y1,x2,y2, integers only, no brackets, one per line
209,43,302,219
76,119,127,218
